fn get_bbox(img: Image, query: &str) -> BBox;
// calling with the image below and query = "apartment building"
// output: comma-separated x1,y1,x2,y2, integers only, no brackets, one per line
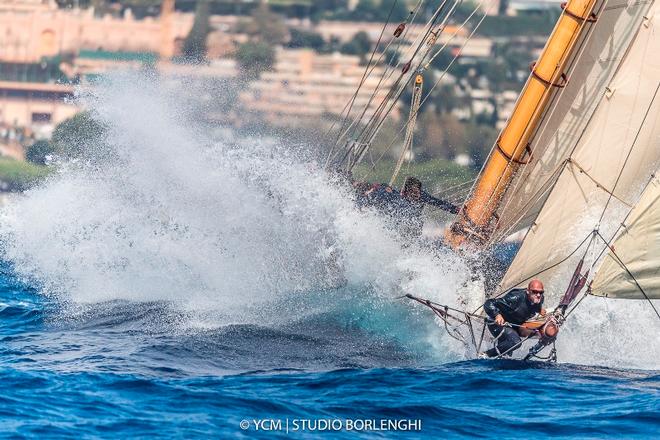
239,48,400,126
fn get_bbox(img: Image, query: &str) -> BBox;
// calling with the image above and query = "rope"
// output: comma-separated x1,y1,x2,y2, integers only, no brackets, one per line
485,83,659,305
490,0,607,234
353,1,451,149
586,173,659,282
596,82,660,227
389,76,423,186
471,230,595,317
594,230,660,320
345,0,465,171
324,0,399,168
563,289,589,320
404,294,568,361
460,0,603,235
333,0,444,167
493,333,536,359
328,0,432,168
360,0,486,153
433,178,476,198
487,158,567,246
357,1,492,180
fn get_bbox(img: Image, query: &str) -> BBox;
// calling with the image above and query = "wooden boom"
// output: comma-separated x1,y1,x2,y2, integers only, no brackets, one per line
445,0,599,249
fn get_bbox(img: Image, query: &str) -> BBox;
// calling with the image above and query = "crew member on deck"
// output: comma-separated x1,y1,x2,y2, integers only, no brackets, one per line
357,176,459,239
481,279,546,358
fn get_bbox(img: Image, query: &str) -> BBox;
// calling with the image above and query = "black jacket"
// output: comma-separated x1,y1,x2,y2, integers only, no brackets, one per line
360,184,458,240
483,288,543,325
420,192,459,214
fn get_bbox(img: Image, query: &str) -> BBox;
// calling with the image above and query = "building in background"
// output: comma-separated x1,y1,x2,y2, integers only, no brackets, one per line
239,48,399,127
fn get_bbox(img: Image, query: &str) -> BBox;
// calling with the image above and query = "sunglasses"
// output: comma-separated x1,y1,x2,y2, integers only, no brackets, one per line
528,290,544,295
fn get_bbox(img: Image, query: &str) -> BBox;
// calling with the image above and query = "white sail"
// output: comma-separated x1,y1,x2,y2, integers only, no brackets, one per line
499,0,660,299
591,173,660,299
489,0,656,244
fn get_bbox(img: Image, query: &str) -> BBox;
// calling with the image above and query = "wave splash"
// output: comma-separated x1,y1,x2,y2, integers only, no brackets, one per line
0,72,656,370
0,72,469,361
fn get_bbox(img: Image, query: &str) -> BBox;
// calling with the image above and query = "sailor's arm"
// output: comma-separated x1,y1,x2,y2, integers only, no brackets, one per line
485,289,524,325
483,298,505,325
420,192,460,214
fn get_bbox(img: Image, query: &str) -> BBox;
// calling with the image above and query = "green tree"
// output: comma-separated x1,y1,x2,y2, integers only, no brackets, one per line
354,0,379,21
310,0,349,20
288,29,326,51
432,85,459,115
25,140,55,165
235,42,276,78
418,112,467,159
245,3,288,45
465,123,498,169
340,31,371,57
0,158,50,192
51,111,107,159
182,0,211,62
351,0,408,22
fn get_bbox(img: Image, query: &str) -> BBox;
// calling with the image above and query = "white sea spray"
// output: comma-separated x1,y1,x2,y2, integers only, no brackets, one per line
1,71,656,370
0,71,469,362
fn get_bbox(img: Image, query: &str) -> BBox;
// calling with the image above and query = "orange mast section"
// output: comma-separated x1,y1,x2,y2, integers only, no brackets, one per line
445,0,599,249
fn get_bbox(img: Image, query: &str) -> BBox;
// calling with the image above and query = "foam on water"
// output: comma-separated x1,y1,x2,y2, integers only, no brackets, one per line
0,72,657,370
0,72,469,361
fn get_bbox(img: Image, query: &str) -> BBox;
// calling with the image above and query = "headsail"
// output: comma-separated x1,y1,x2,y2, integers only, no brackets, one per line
500,0,660,297
591,173,660,299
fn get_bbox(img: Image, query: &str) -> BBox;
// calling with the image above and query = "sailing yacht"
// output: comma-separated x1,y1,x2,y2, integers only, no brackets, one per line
329,0,660,360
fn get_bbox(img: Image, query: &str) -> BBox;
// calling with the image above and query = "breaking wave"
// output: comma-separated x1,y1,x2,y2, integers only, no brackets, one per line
0,71,657,370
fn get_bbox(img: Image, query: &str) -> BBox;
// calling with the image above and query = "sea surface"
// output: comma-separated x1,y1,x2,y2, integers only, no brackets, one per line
1,73,658,438
1,269,658,439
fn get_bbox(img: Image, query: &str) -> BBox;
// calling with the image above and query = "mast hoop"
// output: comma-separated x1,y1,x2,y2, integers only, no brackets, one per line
495,140,533,165
529,61,569,88
560,2,598,23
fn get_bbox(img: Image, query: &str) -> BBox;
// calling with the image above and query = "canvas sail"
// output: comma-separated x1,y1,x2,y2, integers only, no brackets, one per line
499,0,660,299
590,173,660,299
488,0,656,245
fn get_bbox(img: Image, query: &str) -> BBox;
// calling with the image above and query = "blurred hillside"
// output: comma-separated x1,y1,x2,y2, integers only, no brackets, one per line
0,0,560,191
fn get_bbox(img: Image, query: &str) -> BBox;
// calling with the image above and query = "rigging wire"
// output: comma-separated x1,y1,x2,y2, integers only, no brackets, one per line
357,0,478,155
489,0,607,237
323,0,400,168
434,178,477,197
330,0,436,164
335,0,425,143
339,0,458,170
481,2,644,288
470,230,595,316
594,230,660,320
341,0,456,169
390,74,424,186
596,82,660,227
461,0,603,235
357,0,493,181
486,158,567,246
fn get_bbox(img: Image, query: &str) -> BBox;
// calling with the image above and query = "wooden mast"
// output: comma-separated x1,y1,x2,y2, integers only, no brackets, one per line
445,0,599,249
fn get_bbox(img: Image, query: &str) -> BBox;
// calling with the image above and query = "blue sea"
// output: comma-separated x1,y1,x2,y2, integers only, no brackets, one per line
1,74,658,438
1,269,658,439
